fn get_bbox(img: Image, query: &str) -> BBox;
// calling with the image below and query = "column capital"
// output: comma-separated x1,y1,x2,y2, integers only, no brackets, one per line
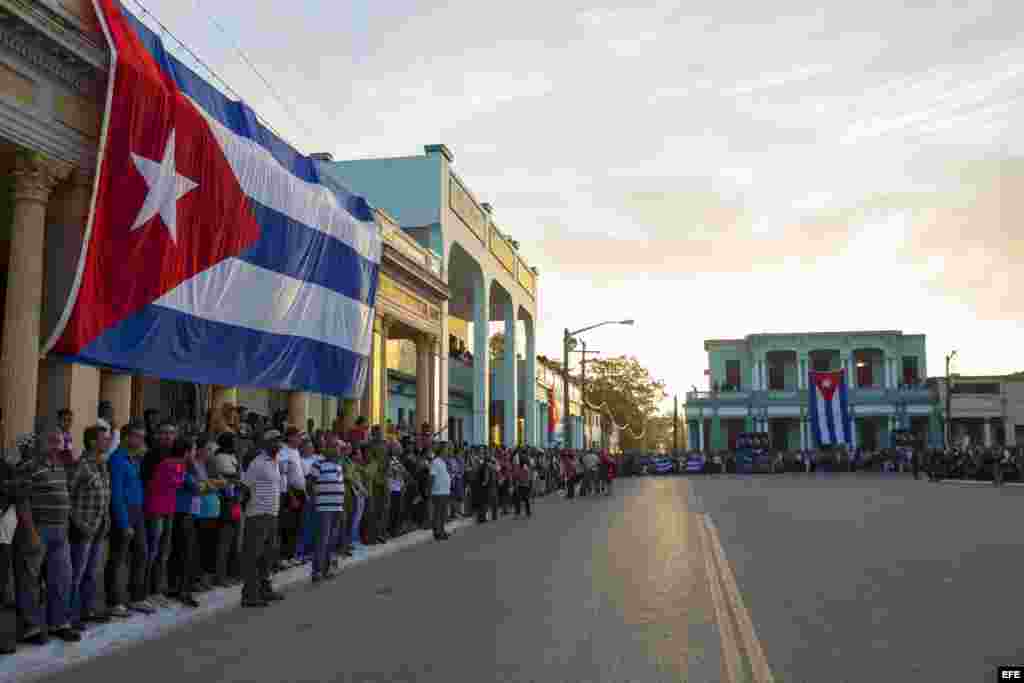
13,152,72,204
69,167,95,191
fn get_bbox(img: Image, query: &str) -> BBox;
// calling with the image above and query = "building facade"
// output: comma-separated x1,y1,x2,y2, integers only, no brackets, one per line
930,373,1024,448
685,330,938,452
0,1,456,445
320,144,541,446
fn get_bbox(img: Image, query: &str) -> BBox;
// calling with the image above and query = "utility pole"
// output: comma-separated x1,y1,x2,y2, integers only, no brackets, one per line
572,341,601,450
945,350,957,450
673,395,679,455
563,328,572,450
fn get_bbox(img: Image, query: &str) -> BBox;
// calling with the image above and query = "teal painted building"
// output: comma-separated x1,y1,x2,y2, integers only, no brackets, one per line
685,330,940,452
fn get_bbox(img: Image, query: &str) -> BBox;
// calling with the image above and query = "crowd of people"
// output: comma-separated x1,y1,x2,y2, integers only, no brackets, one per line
0,400,619,655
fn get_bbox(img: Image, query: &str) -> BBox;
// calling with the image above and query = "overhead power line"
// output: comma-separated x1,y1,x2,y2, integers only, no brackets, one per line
192,0,315,142
126,0,300,148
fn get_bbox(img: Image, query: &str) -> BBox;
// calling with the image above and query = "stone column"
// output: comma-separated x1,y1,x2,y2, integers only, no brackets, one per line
523,320,537,447
322,396,338,432
502,300,517,448
288,391,308,429
415,332,432,433
358,317,379,424
209,385,237,432
697,418,704,452
378,315,391,428
428,336,438,432
1,154,70,444
984,420,993,447
472,276,490,445
340,399,358,433
100,371,133,430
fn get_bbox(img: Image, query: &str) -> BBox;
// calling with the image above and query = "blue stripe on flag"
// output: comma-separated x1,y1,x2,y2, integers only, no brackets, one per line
808,380,819,446
78,305,369,397
122,5,317,184
823,386,837,445
240,200,379,307
838,378,851,445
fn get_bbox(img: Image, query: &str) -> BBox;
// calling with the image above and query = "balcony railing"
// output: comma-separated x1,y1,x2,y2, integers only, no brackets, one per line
686,387,934,405
378,209,443,278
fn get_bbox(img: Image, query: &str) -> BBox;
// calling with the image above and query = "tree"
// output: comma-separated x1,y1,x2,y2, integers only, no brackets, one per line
644,414,677,452
489,332,506,361
580,355,667,451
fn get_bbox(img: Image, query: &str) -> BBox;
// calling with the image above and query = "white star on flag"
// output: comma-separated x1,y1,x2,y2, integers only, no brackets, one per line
130,130,198,243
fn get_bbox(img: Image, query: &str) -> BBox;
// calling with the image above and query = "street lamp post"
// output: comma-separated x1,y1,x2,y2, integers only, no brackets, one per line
563,320,633,450
945,350,957,450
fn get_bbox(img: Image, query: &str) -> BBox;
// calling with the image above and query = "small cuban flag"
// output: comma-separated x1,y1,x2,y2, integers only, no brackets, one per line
808,370,852,447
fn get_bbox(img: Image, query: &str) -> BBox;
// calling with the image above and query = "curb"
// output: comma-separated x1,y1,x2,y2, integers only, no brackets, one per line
2,515,482,683
934,479,1024,488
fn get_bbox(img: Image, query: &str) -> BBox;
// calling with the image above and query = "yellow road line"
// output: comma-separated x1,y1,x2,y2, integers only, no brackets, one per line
697,515,743,683
703,514,775,683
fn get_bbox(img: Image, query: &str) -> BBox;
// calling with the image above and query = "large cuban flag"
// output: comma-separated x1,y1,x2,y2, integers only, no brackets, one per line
44,0,380,398
808,370,853,447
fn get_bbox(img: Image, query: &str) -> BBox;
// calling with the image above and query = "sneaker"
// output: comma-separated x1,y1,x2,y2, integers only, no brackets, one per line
109,605,131,619
262,589,285,602
153,595,172,609
242,598,269,608
19,628,47,645
84,611,112,624
54,626,82,642
128,601,156,614
311,574,322,583
178,594,200,608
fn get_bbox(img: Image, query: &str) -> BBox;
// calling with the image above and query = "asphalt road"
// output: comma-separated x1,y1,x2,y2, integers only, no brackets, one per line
40,479,721,683
38,474,1024,683
693,472,1024,683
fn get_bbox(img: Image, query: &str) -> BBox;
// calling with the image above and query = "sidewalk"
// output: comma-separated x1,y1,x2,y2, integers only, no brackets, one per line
3,515,481,683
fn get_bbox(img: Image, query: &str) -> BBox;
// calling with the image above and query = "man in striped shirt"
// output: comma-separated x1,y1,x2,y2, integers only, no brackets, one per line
15,431,80,643
240,430,285,607
308,434,344,582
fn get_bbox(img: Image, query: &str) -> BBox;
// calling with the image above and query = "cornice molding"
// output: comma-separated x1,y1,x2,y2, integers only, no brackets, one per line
382,242,449,301
0,1,106,95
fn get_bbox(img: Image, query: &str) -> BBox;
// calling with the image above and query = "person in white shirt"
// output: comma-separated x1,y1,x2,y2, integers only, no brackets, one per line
295,436,322,562
429,448,451,541
240,430,285,607
277,427,307,567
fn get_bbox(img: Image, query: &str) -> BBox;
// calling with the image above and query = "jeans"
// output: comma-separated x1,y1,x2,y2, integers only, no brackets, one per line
431,494,448,538
145,515,174,596
296,499,317,558
349,496,365,546
0,544,15,652
388,491,403,537
109,520,148,605
311,511,341,576
241,514,277,603
170,513,197,595
215,520,239,583
16,525,72,631
514,485,532,517
69,535,105,625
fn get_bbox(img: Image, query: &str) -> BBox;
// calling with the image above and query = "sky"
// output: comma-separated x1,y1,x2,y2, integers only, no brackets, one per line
135,0,1024,411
